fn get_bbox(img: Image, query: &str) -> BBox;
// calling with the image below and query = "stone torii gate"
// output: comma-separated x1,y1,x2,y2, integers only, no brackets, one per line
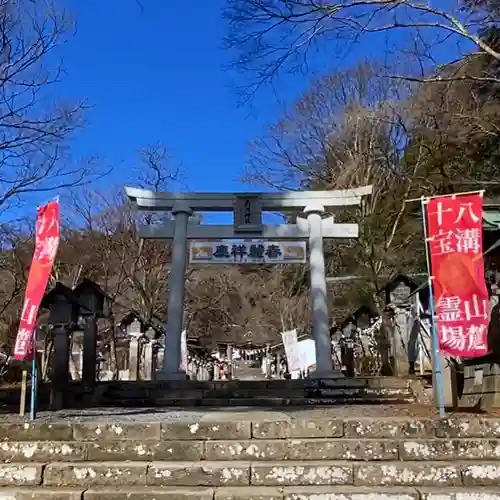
125,186,372,379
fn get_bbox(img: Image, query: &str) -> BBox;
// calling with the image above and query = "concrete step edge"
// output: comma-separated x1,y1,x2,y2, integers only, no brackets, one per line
7,437,500,463
135,397,416,403
1,486,500,500
32,459,500,466
5,437,497,443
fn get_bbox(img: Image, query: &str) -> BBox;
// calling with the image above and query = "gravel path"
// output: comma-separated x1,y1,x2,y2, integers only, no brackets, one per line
0,404,493,423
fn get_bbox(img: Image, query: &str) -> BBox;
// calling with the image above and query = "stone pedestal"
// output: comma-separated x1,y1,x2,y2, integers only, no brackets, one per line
156,371,188,381
50,325,70,410
141,328,156,381
128,338,139,381
141,342,154,381
388,310,410,377
82,316,97,391
482,362,500,408
461,359,500,410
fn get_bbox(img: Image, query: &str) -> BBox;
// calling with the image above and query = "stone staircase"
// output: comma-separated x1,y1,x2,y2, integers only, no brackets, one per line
233,361,265,381
0,377,425,411
1,413,500,499
86,377,423,408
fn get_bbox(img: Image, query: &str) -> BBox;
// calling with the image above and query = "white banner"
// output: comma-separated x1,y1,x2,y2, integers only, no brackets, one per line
180,329,187,373
281,329,301,372
190,240,306,264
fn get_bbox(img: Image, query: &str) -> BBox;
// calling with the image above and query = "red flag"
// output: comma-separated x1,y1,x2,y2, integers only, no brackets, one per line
13,200,60,361
426,193,489,358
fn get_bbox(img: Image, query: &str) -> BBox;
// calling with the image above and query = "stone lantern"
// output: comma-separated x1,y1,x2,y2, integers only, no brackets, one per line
73,278,111,390
41,282,84,409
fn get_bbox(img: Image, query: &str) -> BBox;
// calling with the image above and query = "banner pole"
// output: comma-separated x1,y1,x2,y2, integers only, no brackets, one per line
29,328,38,421
420,196,446,418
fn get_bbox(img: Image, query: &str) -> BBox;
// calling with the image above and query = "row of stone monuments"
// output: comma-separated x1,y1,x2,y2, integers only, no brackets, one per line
86,319,232,382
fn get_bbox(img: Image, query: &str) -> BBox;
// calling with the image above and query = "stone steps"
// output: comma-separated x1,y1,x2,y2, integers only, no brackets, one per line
1,415,500,498
113,396,417,407
3,460,500,486
84,377,422,408
6,438,500,462
0,377,422,410
2,486,500,499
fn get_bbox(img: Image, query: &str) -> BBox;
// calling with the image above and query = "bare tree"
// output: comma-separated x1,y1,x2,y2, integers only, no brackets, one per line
0,0,102,217
0,222,32,344
136,145,183,192
223,0,500,98
61,145,183,324
245,63,431,311
185,264,310,346
406,64,500,195
246,59,500,316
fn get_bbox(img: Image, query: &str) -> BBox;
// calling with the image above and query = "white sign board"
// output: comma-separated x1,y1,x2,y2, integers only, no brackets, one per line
296,338,316,370
189,240,306,264
281,329,301,372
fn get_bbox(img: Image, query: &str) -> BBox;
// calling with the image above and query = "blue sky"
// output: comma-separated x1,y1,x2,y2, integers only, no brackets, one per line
52,0,467,206
56,0,303,196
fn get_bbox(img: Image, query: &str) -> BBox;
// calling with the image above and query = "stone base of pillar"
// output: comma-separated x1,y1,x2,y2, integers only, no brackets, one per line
155,371,188,381
310,370,345,379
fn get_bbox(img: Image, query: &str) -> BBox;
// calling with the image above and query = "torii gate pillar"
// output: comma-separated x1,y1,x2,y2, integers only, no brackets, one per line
304,203,333,375
163,202,192,378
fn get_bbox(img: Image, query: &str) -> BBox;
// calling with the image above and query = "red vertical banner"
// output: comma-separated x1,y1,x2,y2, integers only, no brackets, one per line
426,193,489,358
13,200,60,361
